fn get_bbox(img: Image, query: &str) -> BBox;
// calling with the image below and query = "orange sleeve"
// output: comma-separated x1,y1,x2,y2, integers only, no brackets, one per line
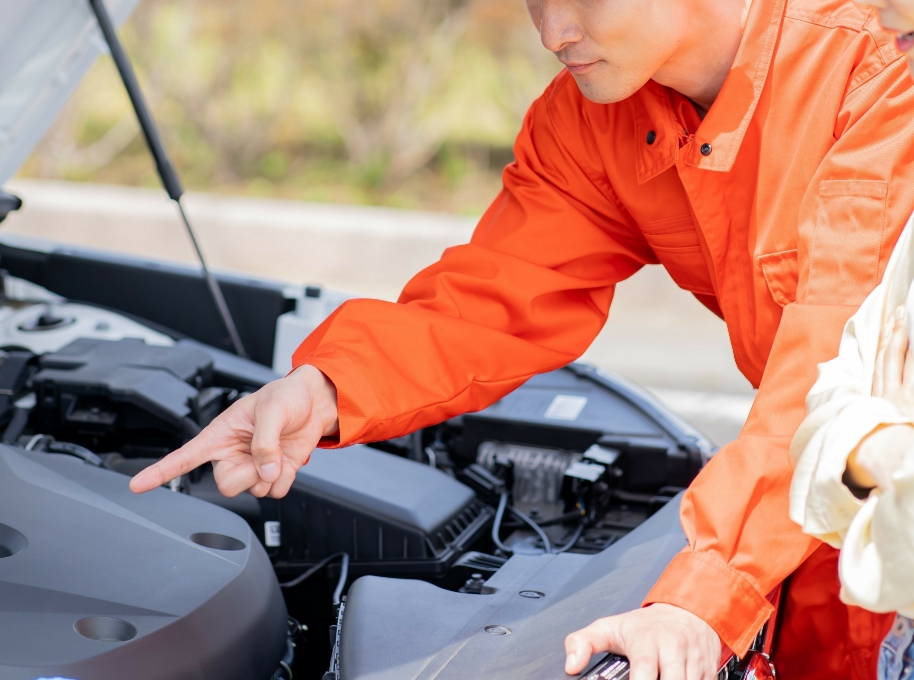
292,76,654,445
645,56,914,655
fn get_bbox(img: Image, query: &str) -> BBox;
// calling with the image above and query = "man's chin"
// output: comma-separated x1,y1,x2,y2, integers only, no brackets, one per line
570,72,644,105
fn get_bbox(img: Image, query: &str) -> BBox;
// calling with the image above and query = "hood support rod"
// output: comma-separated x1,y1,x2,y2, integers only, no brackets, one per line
87,0,248,359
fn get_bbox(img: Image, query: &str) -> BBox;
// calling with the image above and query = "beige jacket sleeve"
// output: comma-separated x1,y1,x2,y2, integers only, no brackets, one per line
790,212,914,615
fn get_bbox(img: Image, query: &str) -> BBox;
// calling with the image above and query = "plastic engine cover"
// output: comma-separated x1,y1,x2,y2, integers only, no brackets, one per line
0,445,288,679
337,496,687,680
32,337,213,426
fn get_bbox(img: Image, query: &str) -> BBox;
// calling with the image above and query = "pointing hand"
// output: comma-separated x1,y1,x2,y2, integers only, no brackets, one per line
130,365,339,499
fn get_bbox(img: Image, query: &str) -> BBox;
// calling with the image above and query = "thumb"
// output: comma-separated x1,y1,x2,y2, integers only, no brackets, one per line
565,629,598,675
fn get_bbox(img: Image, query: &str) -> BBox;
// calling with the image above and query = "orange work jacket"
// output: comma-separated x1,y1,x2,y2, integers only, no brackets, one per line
295,0,914,674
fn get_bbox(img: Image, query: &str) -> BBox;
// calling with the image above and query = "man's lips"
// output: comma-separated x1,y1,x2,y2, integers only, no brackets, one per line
562,60,599,75
899,31,914,53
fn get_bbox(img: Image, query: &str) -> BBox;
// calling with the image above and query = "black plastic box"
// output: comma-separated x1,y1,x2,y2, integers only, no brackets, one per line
453,363,710,491
273,445,492,577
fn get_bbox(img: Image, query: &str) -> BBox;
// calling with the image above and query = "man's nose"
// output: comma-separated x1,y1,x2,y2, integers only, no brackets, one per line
538,0,584,53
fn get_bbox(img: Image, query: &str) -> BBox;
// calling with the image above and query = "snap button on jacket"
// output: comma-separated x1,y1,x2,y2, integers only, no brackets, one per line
294,0,914,674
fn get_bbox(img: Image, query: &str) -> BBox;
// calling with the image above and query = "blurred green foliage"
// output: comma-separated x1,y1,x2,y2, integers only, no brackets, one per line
19,0,560,213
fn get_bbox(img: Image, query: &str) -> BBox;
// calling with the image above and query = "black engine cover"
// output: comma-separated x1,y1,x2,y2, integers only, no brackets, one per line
0,445,288,679
31,338,218,455
336,496,687,680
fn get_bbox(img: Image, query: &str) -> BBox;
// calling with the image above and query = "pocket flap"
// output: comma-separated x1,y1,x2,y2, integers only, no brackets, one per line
758,249,798,306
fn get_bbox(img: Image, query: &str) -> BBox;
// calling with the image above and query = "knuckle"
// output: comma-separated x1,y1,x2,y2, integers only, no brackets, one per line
629,651,656,666
217,483,239,498
565,631,583,647
250,441,276,459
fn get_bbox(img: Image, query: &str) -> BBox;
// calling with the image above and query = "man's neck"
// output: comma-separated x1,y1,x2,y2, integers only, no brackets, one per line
654,0,753,113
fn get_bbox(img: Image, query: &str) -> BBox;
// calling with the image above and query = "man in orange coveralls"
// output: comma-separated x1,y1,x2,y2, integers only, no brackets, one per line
133,0,914,676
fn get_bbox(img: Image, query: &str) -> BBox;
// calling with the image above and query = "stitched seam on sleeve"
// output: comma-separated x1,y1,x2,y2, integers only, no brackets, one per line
845,41,905,98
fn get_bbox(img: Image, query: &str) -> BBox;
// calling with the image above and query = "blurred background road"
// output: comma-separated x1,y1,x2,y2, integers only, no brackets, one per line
6,0,757,448
2,180,756,447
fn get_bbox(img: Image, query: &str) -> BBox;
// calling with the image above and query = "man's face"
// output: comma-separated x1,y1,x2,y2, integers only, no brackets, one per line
525,0,688,104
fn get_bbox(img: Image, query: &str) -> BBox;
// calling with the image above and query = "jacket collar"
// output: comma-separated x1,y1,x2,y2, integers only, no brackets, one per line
633,0,788,184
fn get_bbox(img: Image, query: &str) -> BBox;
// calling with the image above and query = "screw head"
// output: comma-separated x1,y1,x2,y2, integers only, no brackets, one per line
519,590,545,599
484,625,512,635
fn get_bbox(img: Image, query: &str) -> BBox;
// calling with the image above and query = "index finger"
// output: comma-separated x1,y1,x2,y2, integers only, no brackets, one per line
627,647,661,680
129,433,217,494
905,346,914,395
884,311,909,396
874,320,893,397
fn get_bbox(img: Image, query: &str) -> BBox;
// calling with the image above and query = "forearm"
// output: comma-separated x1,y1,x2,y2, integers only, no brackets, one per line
294,280,609,446
649,303,861,655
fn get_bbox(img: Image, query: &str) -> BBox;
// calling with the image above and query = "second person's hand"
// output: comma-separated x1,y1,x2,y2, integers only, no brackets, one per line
129,364,339,499
872,305,914,419
846,306,914,491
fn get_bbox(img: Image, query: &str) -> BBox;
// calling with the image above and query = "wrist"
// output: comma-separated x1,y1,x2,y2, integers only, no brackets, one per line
846,423,914,493
292,364,340,437
844,448,877,497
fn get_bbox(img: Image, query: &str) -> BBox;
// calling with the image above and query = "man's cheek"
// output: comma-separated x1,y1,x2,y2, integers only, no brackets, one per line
525,0,542,29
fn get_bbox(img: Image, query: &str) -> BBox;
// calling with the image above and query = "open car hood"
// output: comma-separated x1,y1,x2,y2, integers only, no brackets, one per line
0,0,141,186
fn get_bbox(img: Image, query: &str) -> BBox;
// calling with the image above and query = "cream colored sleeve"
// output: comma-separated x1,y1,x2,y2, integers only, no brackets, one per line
840,469,914,616
789,214,914,612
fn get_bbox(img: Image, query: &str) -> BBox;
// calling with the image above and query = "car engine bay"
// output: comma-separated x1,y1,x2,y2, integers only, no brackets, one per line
0,262,723,679
0,1,785,677
0,1,780,675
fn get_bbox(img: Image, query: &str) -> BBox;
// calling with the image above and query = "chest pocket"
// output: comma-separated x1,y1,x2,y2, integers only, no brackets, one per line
806,179,888,305
639,215,715,296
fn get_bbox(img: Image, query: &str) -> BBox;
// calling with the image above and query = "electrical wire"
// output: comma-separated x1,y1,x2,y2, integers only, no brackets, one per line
509,504,553,554
332,553,349,607
491,491,513,554
23,433,45,451
553,522,585,554
46,441,106,468
279,552,350,605
492,491,564,555
286,616,307,641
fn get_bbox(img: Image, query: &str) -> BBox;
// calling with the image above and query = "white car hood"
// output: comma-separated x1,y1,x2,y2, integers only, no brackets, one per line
0,0,141,186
